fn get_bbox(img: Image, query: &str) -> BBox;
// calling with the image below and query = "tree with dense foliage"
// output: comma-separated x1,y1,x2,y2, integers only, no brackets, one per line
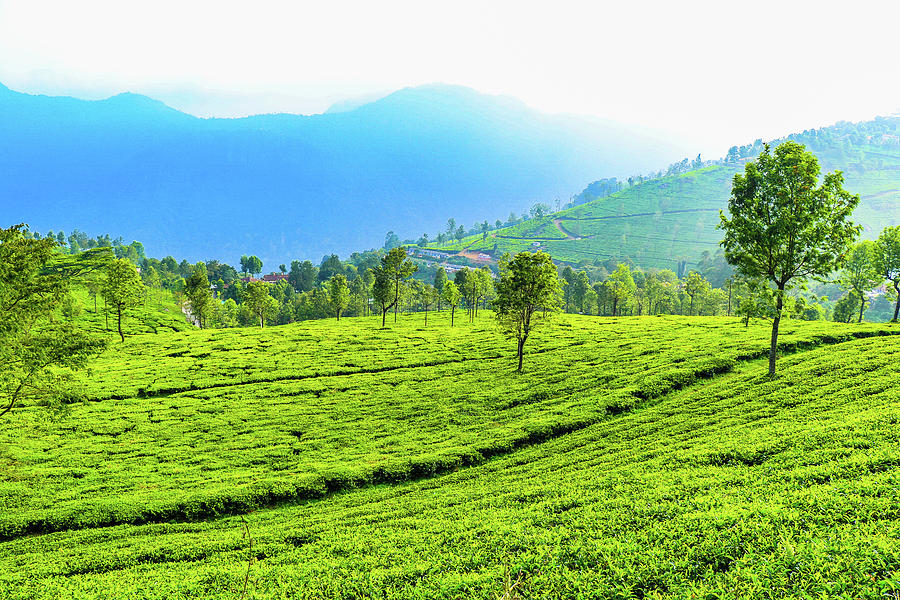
876,226,900,321
183,262,213,329
433,267,448,310
683,271,710,316
101,258,145,342
493,251,562,372
318,254,344,284
245,255,263,276
328,274,350,321
832,293,861,323
719,142,860,377
840,241,882,323
370,247,418,327
442,281,461,326
607,264,636,316
572,271,591,313
0,225,107,419
244,281,275,327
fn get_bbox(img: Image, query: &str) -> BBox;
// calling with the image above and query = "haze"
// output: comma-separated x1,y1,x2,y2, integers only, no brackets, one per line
1,0,897,157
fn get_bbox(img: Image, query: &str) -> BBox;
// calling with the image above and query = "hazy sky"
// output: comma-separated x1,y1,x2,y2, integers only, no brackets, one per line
1,0,897,157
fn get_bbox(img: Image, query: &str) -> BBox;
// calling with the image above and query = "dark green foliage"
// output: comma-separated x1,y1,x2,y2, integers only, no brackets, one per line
719,142,860,375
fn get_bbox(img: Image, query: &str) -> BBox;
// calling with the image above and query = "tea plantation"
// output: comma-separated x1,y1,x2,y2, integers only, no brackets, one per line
2,313,899,598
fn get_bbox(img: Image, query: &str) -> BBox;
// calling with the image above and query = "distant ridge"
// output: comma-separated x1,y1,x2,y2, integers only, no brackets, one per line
0,82,686,265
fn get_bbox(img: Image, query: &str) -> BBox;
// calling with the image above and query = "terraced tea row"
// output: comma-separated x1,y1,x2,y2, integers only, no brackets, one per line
4,332,899,598
1,316,895,540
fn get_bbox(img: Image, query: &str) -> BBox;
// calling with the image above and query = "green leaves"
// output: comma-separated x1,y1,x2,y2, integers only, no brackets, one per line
720,142,861,285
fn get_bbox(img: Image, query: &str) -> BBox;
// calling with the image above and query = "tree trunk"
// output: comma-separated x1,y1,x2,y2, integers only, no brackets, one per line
450,306,455,327
117,305,125,342
424,306,428,327
382,308,387,328
612,298,618,317
858,290,866,323
260,314,264,328
768,286,784,378
727,282,733,316
690,296,694,316
517,337,525,372
893,282,900,322
104,298,109,330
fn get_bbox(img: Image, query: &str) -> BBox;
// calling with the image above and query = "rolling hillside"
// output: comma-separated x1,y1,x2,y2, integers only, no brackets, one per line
433,117,900,270
0,82,685,266
1,313,899,597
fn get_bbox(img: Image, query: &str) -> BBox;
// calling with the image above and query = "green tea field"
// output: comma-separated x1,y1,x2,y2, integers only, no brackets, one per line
2,313,900,598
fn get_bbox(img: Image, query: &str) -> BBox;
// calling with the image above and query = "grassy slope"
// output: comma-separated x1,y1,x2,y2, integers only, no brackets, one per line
1,315,900,598
434,143,900,269
68,287,192,336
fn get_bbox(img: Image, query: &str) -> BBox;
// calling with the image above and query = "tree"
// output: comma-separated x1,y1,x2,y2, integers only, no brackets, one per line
244,281,276,327
839,241,882,323
383,231,401,250
607,264,636,316
683,271,710,316
371,247,418,327
318,254,343,284
574,271,591,313
1,225,106,419
876,226,900,321
433,267,448,310
493,251,562,372
328,274,350,321
289,260,317,292
719,142,860,377
241,256,262,275
101,258,144,342
184,262,214,328
442,281,461,326
279,264,287,274
480,221,490,241
560,266,576,312
832,293,860,323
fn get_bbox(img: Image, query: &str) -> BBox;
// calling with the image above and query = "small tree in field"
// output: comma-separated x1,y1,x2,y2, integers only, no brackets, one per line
840,241,882,323
244,281,275,327
184,262,213,329
370,247,418,327
719,142,860,377
102,258,145,342
877,226,900,322
442,281,461,326
493,251,562,372
328,273,350,321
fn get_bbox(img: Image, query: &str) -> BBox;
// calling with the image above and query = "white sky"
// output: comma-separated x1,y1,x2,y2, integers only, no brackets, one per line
1,0,898,157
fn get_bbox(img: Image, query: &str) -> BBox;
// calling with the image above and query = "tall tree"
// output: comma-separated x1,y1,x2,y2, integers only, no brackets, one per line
876,226,900,322
1,225,106,419
840,241,882,323
328,274,350,321
318,254,344,283
607,264,636,316
442,281,461,327
370,247,418,327
494,252,562,372
719,142,860,377
243,281,276,327
101,258,145,342
683,271,710,316
433,267,448,310
246,255,263,276
184,262,213,329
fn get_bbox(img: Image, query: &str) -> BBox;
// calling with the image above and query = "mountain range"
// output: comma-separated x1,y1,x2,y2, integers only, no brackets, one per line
0,82,687,265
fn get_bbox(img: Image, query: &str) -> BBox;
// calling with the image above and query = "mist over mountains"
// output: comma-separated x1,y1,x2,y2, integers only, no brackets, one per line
0,82,687,266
